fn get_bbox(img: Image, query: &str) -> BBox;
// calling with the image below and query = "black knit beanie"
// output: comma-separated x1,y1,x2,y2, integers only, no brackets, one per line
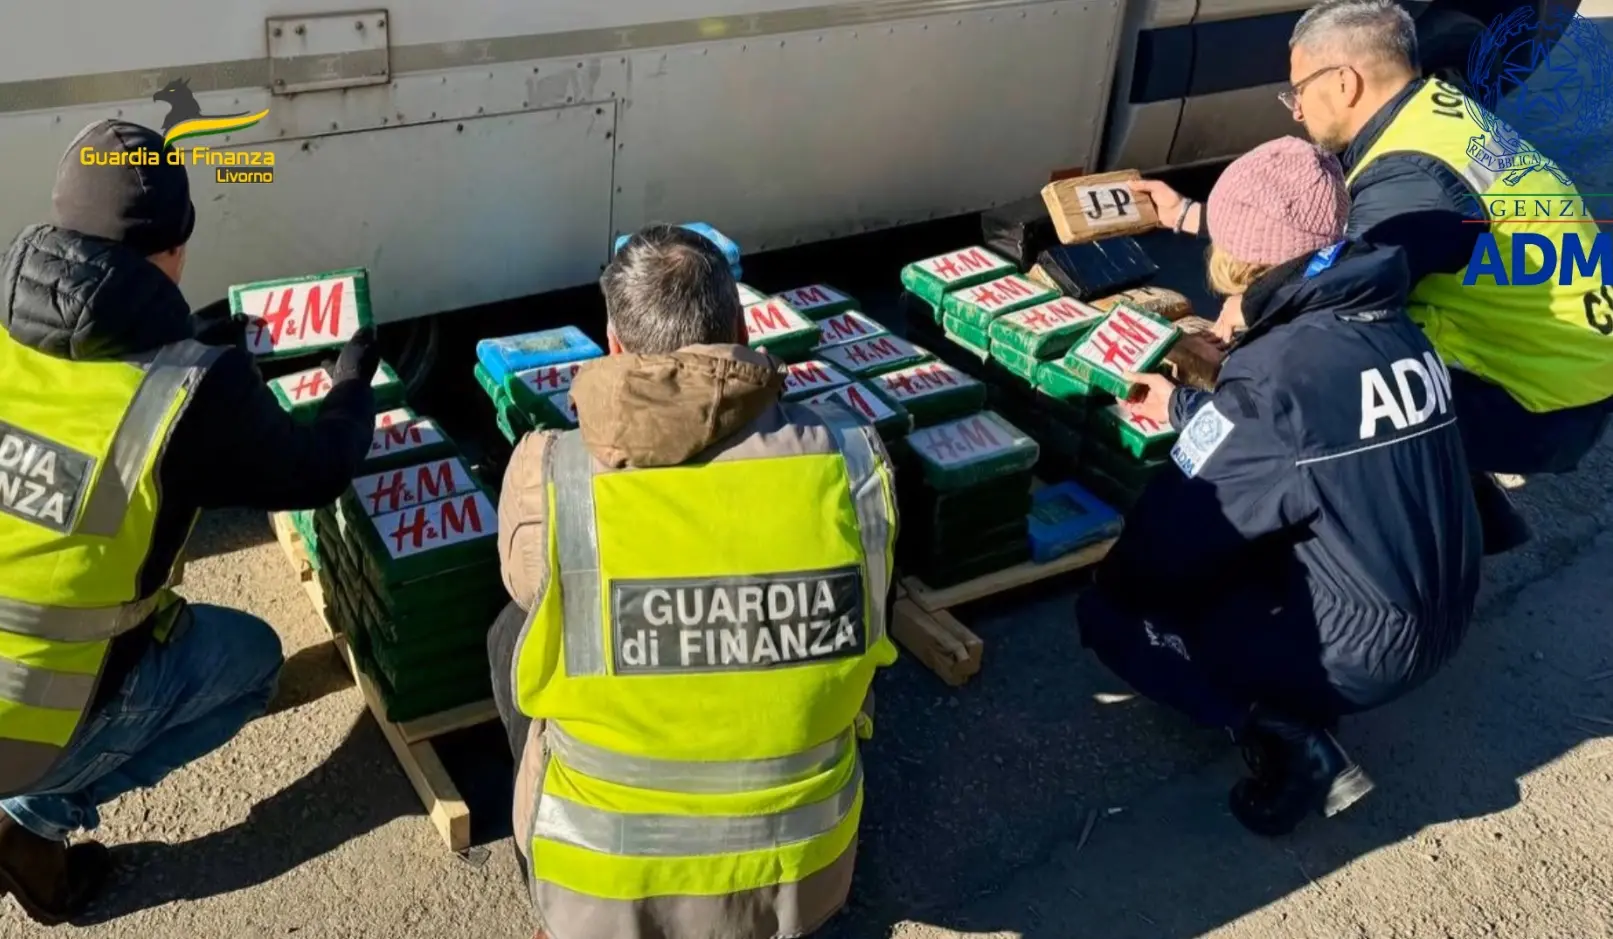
51,120,196,255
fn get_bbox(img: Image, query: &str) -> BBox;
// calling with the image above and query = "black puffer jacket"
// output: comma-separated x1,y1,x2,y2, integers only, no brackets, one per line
1,224,374,703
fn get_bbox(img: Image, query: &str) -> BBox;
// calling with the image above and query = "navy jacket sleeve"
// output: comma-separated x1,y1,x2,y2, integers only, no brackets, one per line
1097,375,1310,608
1347,153,1483,284
162,347,376,511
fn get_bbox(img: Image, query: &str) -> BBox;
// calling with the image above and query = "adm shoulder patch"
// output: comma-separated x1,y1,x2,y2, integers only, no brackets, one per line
1170,403,1235,478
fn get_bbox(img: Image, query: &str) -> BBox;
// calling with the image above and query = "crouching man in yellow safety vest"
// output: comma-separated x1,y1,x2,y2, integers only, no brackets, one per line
0,121,380,925
487,224,899,939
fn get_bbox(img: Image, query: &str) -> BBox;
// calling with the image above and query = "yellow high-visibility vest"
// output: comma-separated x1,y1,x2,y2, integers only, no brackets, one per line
1346,78,1613,413
514,400,898,937
0,327,218,795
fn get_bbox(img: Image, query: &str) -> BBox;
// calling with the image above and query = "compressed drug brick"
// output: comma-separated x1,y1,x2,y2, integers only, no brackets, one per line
495,406,528,445
939,274,1060,332
736,282,769,307
900,472,1035,536
981,195,1059,270
1026,264,1062,294
270,361,404,419
942,314,991,354
905,411,1039,491
350,456,481,518
816,310,889,347
987,345,1043,384
988,296,1107,360
1034,240,1159,301
904,516,1029,565
817,333,932,378
1096,403,1178,460
907,540,1031,590
1040,170,1160,245
1161,331,1226,392
369,583,506,646
231,267,371,361
505,356,595,410
1034,359,1100,402
782,359,854,401
1063,304,1180,398
473,362,504,404
1083,436,1171,493
1027,482,1122,563
875,361,988,427
476,326,603,386
805,381,913,442
1091,285,1195,322
355,490,499,587
744,297,820,362
900,246,1016,307
364,562,505,626
1073,462,1146,514
778,284,858,320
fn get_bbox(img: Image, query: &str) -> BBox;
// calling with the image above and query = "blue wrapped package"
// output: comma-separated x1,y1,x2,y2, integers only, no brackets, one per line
475,326,603,386
1027,481,1123,563
614,223,742,278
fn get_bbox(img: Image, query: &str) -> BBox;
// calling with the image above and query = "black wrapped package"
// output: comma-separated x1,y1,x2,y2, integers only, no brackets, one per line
981,197,1060,271
1036,239,1160,301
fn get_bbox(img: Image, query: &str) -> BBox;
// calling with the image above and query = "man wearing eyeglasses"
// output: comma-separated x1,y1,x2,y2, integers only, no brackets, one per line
1134,0,1613,558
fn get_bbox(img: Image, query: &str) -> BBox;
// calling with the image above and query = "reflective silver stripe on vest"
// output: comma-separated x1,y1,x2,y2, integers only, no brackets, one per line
552,431,606,678
535,757,862,857
811,401,892,648
0,592,162,642
546,723,853,794
77,340,222,538
0,657,96,712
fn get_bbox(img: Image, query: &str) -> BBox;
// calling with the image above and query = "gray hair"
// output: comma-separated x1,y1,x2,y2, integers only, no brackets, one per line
1290,0,1418,72
601,224,744,354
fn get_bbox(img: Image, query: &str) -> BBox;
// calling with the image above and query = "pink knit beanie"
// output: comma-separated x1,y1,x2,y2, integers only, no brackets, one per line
1206,136,1349,266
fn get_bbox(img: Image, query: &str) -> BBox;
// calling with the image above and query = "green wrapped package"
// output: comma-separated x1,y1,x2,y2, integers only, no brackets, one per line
505,357,591,414
904,411,1040,491
365,408,457,472
269,361,404,419
815,310,888,347
907,540,1031,589
988,296,1107,359
901,246,1016,307
735,282,770,307
1062,303,1180,398
874,361,988,427
1084,436,1172,491
231,267,373,361
900,471,1035,535
349,456,481,518
744,297,820,361
942,314,991,353
473,362,503,403
782,359,855,401
903,516,1029,567
987,344,1041,383
1095,402,1179,459
939,274,1060,331
778,284,859,320
817,333,932,378
804,381,913,442
353,489,499,586
1035,359,1101,402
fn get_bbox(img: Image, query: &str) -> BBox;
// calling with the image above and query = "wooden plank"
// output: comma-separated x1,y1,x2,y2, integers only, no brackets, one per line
903,537,1116,613
891,598,982,687
398,697,501,746
334,636,472,852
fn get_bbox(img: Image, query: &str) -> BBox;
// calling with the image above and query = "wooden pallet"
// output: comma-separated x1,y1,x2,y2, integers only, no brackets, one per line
268,512,498,852
889,537,1116,687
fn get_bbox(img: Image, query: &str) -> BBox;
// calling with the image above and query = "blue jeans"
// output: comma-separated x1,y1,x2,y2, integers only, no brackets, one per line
0,604,283,841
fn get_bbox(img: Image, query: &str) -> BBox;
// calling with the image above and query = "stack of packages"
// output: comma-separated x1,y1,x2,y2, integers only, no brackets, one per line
474,326,604,444
771,282,943,446
314,422,507,723
232,267,400,568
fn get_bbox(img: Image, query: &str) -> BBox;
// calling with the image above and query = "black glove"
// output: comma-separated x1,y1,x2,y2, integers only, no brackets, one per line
330,326,381,386
189,297,249,352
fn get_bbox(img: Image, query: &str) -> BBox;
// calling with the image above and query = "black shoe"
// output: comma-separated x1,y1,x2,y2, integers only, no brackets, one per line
1229,707,1374,837
1473,473,1531,556
0,810,111,925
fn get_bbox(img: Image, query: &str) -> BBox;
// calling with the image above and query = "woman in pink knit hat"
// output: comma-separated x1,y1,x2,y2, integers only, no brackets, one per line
1077,136,1481,837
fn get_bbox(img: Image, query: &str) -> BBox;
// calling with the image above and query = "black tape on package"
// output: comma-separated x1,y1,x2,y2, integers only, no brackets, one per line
1036,239,1160,301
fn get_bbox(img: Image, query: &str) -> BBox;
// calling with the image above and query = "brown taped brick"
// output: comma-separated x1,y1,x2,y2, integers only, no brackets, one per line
1162,332,1226,391
1091,285,1195,322
1040,170,1159,245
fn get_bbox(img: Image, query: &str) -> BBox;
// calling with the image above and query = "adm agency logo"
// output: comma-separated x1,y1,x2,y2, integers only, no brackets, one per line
79,78,275,183
1465,8,1613,186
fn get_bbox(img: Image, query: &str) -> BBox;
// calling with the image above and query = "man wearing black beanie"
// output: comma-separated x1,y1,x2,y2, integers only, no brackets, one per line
0,120,380,925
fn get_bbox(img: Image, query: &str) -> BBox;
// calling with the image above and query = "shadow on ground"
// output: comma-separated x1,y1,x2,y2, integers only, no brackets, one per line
182,509,277,561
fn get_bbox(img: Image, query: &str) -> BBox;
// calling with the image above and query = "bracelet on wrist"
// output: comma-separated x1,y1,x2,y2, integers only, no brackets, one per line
1173,199,1195,233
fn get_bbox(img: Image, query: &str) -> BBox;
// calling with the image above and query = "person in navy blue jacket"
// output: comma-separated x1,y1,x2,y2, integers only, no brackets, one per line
1079,138,1482,836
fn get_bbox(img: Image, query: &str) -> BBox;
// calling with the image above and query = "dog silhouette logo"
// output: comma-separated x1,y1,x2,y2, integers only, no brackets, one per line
153,78,269,147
